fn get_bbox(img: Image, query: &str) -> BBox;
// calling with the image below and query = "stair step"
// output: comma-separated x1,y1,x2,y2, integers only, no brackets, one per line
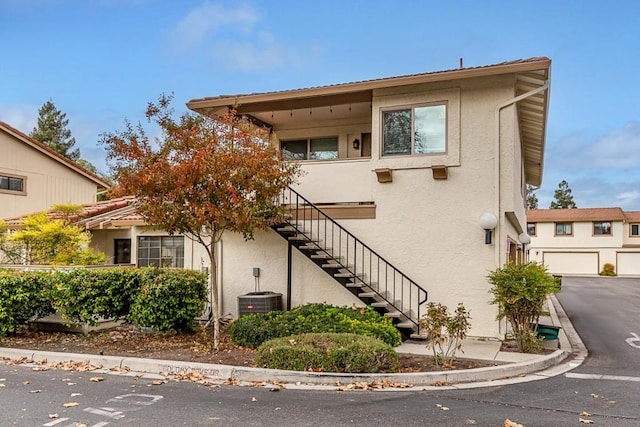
409,333,429,340
276,226,298,233
334,272,362,279
385,311,403,318
358,291,377,298
396,321,416,329
288,236,319,242
370,301,388,308
346,282,365,289
322,263,345,269
310,253,340,260
298,244,325,251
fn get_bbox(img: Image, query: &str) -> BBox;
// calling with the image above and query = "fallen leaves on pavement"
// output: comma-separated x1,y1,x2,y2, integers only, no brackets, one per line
336,380,413,391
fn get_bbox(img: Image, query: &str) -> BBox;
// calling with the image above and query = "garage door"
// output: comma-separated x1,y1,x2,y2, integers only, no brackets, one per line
542,252,598,275
617,252,640,275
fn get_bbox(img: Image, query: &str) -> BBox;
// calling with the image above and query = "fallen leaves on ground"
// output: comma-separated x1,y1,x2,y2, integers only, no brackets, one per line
63,402,79,408
336,380,413,391
579,418,594,424
504,419,524,427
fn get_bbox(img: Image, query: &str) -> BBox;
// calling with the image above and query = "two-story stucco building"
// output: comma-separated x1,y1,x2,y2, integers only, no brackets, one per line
182,57,552,339
527,208,640,276
0,121,109,219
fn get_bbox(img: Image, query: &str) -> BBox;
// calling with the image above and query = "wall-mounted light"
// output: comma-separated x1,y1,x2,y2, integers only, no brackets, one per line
479,212,498,244
518,232,531,256
352,138,360,150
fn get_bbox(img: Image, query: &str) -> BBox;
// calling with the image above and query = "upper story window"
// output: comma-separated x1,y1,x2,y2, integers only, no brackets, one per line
0,173,26,195
527,223,537,236
137,235,184,268
593,221,612,235
631,224,640,237
555,222,573,236
382,104,446,156
281,137,338,161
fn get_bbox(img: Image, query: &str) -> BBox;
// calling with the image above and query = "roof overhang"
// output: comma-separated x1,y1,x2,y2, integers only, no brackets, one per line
187,57,551,186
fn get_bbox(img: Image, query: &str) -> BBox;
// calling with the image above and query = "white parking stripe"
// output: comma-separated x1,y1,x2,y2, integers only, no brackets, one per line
566,372,640,382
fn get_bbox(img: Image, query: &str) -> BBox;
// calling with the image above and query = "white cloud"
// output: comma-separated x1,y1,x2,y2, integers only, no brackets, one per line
211,31,286,71
0,104,38,133
586,121,640,168
170,2,260,53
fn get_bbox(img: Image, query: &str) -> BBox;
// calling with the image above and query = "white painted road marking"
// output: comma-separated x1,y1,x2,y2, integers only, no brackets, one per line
625,332,640,349
566,372,640,382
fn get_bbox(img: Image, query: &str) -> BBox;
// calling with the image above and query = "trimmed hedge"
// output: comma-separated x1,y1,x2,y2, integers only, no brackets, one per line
229,303,402,348
0,270,56,336
128,269,207,331
256,332,399,373
0,267,208,336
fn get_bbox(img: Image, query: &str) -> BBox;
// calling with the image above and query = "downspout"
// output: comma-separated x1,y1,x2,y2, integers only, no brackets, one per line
493,80,549,268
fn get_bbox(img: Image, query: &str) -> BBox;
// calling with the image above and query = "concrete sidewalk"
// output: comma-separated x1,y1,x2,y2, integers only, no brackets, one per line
0,295,586,391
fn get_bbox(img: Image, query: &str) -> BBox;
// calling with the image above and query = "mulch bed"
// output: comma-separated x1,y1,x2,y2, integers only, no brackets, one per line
0,325,499,373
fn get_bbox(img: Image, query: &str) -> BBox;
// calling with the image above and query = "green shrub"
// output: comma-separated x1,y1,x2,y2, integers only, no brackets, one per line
256,333,399,373
599,263,616,276
127,269,208,331
229,303,402,348
0,270,56,336
488,262,560,353
52,268,142,325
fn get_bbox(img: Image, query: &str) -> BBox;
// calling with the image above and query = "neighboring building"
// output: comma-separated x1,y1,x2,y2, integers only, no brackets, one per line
0,121,110,219
527,208,640,276
185,57,552,339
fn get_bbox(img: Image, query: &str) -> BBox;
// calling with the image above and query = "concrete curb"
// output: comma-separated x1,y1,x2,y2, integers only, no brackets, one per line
0,295,586,391
0,346,569,388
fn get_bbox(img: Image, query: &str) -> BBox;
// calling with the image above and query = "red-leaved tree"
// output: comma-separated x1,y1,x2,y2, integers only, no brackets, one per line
101,94,300,348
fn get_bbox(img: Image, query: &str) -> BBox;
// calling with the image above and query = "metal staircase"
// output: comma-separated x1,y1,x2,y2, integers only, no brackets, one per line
271,187,429,339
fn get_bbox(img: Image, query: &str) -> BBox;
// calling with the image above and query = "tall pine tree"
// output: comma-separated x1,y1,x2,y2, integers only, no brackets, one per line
550,180,577,209
526,184,539,210
30,100,80,161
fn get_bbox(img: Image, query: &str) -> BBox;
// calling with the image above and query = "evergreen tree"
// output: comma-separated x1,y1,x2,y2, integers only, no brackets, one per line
526,184,539,210
30,100,80,161
550,180,577,209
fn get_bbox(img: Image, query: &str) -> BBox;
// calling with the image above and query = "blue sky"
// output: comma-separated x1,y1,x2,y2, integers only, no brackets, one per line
2,0,639,209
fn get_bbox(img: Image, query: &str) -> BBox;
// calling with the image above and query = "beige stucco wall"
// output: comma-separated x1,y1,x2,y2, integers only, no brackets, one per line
209,75,527,339
0,131,99,219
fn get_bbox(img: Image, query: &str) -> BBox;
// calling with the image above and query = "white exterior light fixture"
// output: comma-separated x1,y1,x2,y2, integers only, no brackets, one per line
479,213,498,244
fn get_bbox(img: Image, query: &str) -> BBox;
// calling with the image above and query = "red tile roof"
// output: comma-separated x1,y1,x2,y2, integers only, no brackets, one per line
527,208,626,222
2,196,144,229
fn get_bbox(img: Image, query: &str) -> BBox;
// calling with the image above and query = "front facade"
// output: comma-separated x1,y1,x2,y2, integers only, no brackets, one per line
527,208,640,276
185,58,552,339
0,121,109,219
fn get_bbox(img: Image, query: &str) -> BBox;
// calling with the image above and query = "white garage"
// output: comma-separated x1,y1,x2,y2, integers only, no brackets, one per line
542,252,599,275
617,252,640,276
